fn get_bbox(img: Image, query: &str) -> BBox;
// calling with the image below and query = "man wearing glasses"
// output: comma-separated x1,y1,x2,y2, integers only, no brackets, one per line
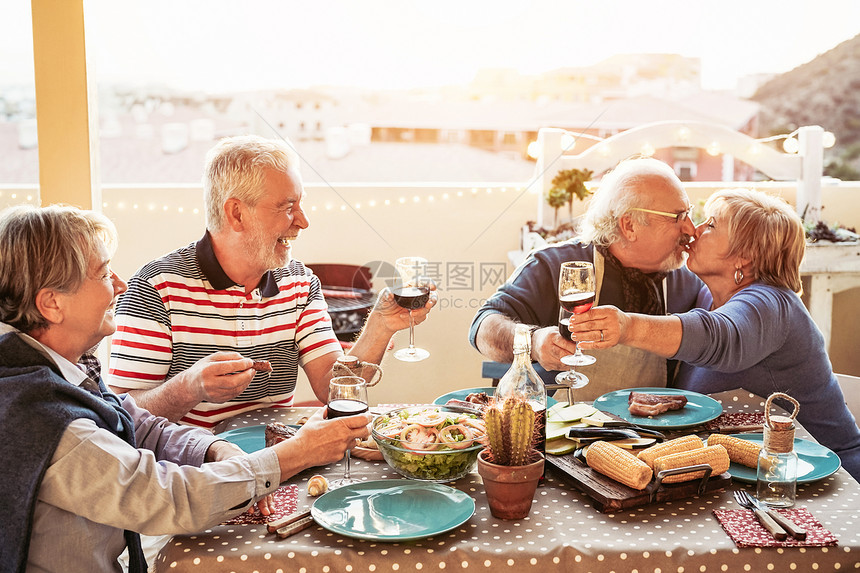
469,157,703,397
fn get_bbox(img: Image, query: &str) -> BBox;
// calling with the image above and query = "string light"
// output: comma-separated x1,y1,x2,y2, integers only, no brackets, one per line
783,137,799,154
756,128,837,154
706,142,721,157
640,143,656,157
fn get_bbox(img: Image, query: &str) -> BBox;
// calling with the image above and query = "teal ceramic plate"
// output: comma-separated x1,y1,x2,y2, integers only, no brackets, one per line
433,387,558,408
219,424,299,453
311,479,475,541
712,433,841,484
592,387,722,429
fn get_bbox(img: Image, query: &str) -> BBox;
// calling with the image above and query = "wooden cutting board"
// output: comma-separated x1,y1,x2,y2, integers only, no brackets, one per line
547,452,731,513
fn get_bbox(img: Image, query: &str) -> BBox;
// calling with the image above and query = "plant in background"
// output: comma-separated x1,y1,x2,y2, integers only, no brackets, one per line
482,397,542,466
548,168,594,224
546,186,568,228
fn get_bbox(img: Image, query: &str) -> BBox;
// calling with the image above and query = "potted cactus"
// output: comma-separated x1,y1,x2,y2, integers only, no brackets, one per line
476,397,545,519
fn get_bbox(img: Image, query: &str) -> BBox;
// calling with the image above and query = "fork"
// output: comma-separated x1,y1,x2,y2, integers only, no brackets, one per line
734,489,807,540
733,489,787,540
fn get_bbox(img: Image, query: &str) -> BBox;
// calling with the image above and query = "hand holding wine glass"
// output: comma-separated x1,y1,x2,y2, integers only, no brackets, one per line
555,261,596,403
392,256,431,362
327,375,369,488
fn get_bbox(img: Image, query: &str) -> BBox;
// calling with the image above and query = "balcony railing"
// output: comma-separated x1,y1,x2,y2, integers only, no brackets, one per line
1,180,859,401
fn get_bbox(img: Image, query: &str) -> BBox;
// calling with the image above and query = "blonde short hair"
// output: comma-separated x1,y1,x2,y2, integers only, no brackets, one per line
203,135,299,232
0,204,118,333
704,189,805,292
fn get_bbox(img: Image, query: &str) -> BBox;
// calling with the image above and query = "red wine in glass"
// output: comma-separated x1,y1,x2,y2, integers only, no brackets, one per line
558,316,572,340
560,291,595,314
557,261,597,380
393,256,431,362
327,399,369,418
392,286,431,310
327,375,368,488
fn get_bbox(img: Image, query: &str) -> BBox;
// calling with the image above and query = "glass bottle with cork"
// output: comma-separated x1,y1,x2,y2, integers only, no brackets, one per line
494,323,547,455
757,392,800,507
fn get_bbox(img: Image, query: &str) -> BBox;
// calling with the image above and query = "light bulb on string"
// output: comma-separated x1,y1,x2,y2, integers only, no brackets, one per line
823,131,836,149
706,142,721,156
640,143,655,157
560,133,576,152
782,137,799,154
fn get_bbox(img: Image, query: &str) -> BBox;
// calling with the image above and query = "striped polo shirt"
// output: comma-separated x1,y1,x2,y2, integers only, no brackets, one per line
108,232,342,428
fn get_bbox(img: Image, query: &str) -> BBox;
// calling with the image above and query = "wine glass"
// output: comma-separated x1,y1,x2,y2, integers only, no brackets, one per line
392,256,431,362
556,308,590,404
327,375,369,489
556,261,596,402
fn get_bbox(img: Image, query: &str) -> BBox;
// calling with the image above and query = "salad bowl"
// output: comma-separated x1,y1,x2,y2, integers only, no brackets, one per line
371,405,486,482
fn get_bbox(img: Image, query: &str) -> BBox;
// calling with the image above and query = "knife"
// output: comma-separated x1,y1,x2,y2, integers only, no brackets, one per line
751,507,787,540
749,497,807,540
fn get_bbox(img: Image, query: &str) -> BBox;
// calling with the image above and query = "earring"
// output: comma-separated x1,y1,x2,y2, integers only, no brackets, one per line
734,268,744,285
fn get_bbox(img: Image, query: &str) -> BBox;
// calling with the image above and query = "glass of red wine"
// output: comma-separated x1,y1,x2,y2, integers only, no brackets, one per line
392,256,431,362
327,375,369,488
556,308,590,403
556,261,596,400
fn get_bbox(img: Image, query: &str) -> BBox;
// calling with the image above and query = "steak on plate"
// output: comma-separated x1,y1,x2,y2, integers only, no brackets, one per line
627,391,688,417
264,422,297,447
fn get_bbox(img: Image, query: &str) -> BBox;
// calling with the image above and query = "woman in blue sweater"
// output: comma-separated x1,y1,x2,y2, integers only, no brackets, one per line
571,188,860,482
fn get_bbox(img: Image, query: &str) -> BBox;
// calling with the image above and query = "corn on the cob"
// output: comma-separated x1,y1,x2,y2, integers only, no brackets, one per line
652,444,730,483
706,434,760,468
585,440,653,490
637,435,704,469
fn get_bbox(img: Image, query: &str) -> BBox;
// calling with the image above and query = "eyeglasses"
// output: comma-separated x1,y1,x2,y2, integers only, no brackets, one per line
628,205,694,224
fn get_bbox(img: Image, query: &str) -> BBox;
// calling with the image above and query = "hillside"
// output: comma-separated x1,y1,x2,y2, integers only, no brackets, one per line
753,34,860,177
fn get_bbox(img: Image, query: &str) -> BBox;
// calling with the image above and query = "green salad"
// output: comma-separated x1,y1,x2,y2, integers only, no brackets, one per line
371,407,486,482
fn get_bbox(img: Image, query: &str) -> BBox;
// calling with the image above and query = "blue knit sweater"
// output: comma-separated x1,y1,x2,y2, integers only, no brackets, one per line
673,283,860,482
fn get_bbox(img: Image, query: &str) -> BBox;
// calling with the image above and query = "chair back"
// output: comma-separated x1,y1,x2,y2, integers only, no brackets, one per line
836,372,860,429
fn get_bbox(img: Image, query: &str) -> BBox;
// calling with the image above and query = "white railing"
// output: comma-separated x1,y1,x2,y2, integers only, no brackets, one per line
2,179,859,397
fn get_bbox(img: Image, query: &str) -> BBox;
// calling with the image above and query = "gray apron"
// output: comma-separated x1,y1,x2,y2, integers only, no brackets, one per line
566,250,668,401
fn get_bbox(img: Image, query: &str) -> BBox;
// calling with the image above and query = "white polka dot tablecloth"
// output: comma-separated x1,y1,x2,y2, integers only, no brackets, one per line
156,391,860,572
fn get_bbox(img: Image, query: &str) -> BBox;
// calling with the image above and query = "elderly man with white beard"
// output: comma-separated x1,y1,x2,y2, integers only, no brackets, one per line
469,157,703,398
109,135,435,428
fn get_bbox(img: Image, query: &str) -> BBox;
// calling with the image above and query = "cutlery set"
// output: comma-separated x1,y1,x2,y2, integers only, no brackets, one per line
733,489,806,540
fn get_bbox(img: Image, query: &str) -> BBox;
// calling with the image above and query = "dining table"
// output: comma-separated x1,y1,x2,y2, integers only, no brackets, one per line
154,388,860,572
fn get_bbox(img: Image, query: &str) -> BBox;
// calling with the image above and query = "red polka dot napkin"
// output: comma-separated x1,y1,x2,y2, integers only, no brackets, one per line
703,412,765,433
221,484,299,525
713,508,838,547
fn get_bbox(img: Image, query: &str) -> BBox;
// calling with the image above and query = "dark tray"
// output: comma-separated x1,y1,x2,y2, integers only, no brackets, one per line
547,451,731,513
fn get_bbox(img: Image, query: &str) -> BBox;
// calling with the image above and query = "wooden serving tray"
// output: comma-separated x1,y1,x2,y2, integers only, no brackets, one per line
547,452,731,513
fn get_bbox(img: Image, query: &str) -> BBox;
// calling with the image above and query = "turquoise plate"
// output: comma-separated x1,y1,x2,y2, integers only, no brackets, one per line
592,387,722,429
219,424,299,453
311,479,475,541
433,387,558,407
713,433,841,484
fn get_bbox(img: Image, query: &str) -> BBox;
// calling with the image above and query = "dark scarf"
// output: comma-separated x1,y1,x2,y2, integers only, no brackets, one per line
0,333,146,573
597,246,668,315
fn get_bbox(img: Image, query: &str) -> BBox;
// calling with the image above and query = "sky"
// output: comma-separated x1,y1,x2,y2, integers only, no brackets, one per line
3,0,860,93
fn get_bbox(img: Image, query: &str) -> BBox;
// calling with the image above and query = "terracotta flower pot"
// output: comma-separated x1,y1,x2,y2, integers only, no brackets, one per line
477,449,545,519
